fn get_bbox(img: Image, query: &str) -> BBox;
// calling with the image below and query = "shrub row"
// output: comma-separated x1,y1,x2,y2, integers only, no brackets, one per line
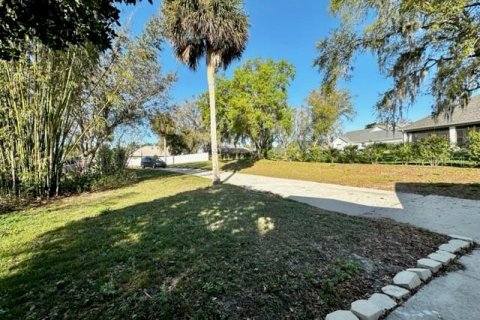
268,134,480,167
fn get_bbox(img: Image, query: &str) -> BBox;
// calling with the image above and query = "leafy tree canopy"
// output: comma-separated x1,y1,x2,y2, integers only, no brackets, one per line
199,58,295,158
171,99,210,154
315,0,480,123
307,88,355,143
467,130,480,162
0,0,150,60
75,15,175,165
150,100,209,155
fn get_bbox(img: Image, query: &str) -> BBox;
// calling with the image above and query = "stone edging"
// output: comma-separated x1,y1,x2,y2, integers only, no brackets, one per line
325,235,477,320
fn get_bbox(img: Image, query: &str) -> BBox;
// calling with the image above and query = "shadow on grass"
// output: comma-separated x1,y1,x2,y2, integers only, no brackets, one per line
0,181,445,319
222,158,257,172
395,182,480,200
289,179,480,242
131,168,183,184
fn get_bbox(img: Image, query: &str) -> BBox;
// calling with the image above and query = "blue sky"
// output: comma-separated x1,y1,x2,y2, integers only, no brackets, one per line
119,0,434,133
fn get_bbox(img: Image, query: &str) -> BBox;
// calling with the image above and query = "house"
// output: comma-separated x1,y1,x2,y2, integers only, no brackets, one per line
127,145,209,167
403,95,480,146
331,124,405,150
127,145,169,167
130,145,169,158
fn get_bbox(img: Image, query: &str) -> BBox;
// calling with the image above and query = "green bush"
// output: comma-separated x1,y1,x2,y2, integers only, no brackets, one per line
468,130,480,163
266,144,305,162
285,143,304,162
451,148,470,160
323,147,340,163
393,143,415,165
60,170,99,194
304,146,326,162
361,143,387,164
266,148,287,161
341,145,359,163
97,145,129,175
417,135,451,166
2,145,136,213
60,171,137,194
266,137,459,167
61,145,133,194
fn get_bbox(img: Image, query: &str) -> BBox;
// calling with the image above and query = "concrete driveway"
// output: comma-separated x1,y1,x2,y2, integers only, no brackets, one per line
166,168,480,320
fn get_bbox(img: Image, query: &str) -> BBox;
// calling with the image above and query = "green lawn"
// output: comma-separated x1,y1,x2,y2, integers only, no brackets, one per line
0,170,446,319
174,159,480,200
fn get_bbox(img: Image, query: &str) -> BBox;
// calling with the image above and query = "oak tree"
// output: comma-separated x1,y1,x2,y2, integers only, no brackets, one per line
315,0,480,123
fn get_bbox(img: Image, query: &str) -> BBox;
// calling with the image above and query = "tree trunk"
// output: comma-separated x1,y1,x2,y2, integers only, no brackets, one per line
207,51,220,183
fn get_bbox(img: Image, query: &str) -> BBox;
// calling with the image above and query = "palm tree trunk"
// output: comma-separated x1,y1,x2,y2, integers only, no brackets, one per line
207,52,220,183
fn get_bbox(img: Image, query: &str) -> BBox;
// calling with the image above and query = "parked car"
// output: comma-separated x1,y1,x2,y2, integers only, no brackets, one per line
63,157,85,172
140,157,167,169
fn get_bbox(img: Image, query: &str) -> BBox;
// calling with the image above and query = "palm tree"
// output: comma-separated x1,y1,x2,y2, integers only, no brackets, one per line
161,0,249,183
150,112,176,160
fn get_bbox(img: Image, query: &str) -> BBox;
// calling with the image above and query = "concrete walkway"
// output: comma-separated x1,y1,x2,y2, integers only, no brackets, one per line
166,168,480,320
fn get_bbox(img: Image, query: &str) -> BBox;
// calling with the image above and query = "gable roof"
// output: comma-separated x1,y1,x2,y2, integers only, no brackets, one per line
404,95,480,132
342,126,404,144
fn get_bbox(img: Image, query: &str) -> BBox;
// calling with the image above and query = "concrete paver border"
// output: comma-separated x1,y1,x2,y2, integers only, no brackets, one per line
326,237,476,320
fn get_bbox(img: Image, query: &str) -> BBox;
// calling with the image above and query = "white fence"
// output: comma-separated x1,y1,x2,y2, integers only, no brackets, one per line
127,152,209,167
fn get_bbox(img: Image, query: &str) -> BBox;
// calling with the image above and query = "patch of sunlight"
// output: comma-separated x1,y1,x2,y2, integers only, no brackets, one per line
231,228,244,234
113,232,141,246
256,217,275,236
169,200,189,209
164,271,187,292
208,219,225,231
199,209,222,218
207,188,223,194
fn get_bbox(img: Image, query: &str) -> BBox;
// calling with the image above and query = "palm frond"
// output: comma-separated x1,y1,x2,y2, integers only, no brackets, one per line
161,0,249,70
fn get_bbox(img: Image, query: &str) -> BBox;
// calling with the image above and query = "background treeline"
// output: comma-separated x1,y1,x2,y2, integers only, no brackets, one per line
150,99,209,156
149,57,480,170
150,58,354,161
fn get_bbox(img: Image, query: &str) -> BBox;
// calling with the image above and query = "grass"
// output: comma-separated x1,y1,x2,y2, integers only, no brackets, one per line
0,170,446,319
173,160,480,200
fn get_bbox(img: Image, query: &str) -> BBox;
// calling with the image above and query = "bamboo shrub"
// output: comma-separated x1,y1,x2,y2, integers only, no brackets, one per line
0,44,91,197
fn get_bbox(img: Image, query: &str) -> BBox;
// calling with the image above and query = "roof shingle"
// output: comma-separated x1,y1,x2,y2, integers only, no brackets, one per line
404,95,480,132
342,127,404,144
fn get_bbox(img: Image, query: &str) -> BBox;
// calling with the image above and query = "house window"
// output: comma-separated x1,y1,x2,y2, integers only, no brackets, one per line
457,126,479,147
412,129,449,142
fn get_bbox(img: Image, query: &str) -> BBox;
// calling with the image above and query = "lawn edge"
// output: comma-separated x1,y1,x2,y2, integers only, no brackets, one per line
326,236,477,320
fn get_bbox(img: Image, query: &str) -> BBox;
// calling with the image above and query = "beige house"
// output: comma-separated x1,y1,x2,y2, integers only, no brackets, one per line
403,95,480,146
127,145,169,167
130,145,170,158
